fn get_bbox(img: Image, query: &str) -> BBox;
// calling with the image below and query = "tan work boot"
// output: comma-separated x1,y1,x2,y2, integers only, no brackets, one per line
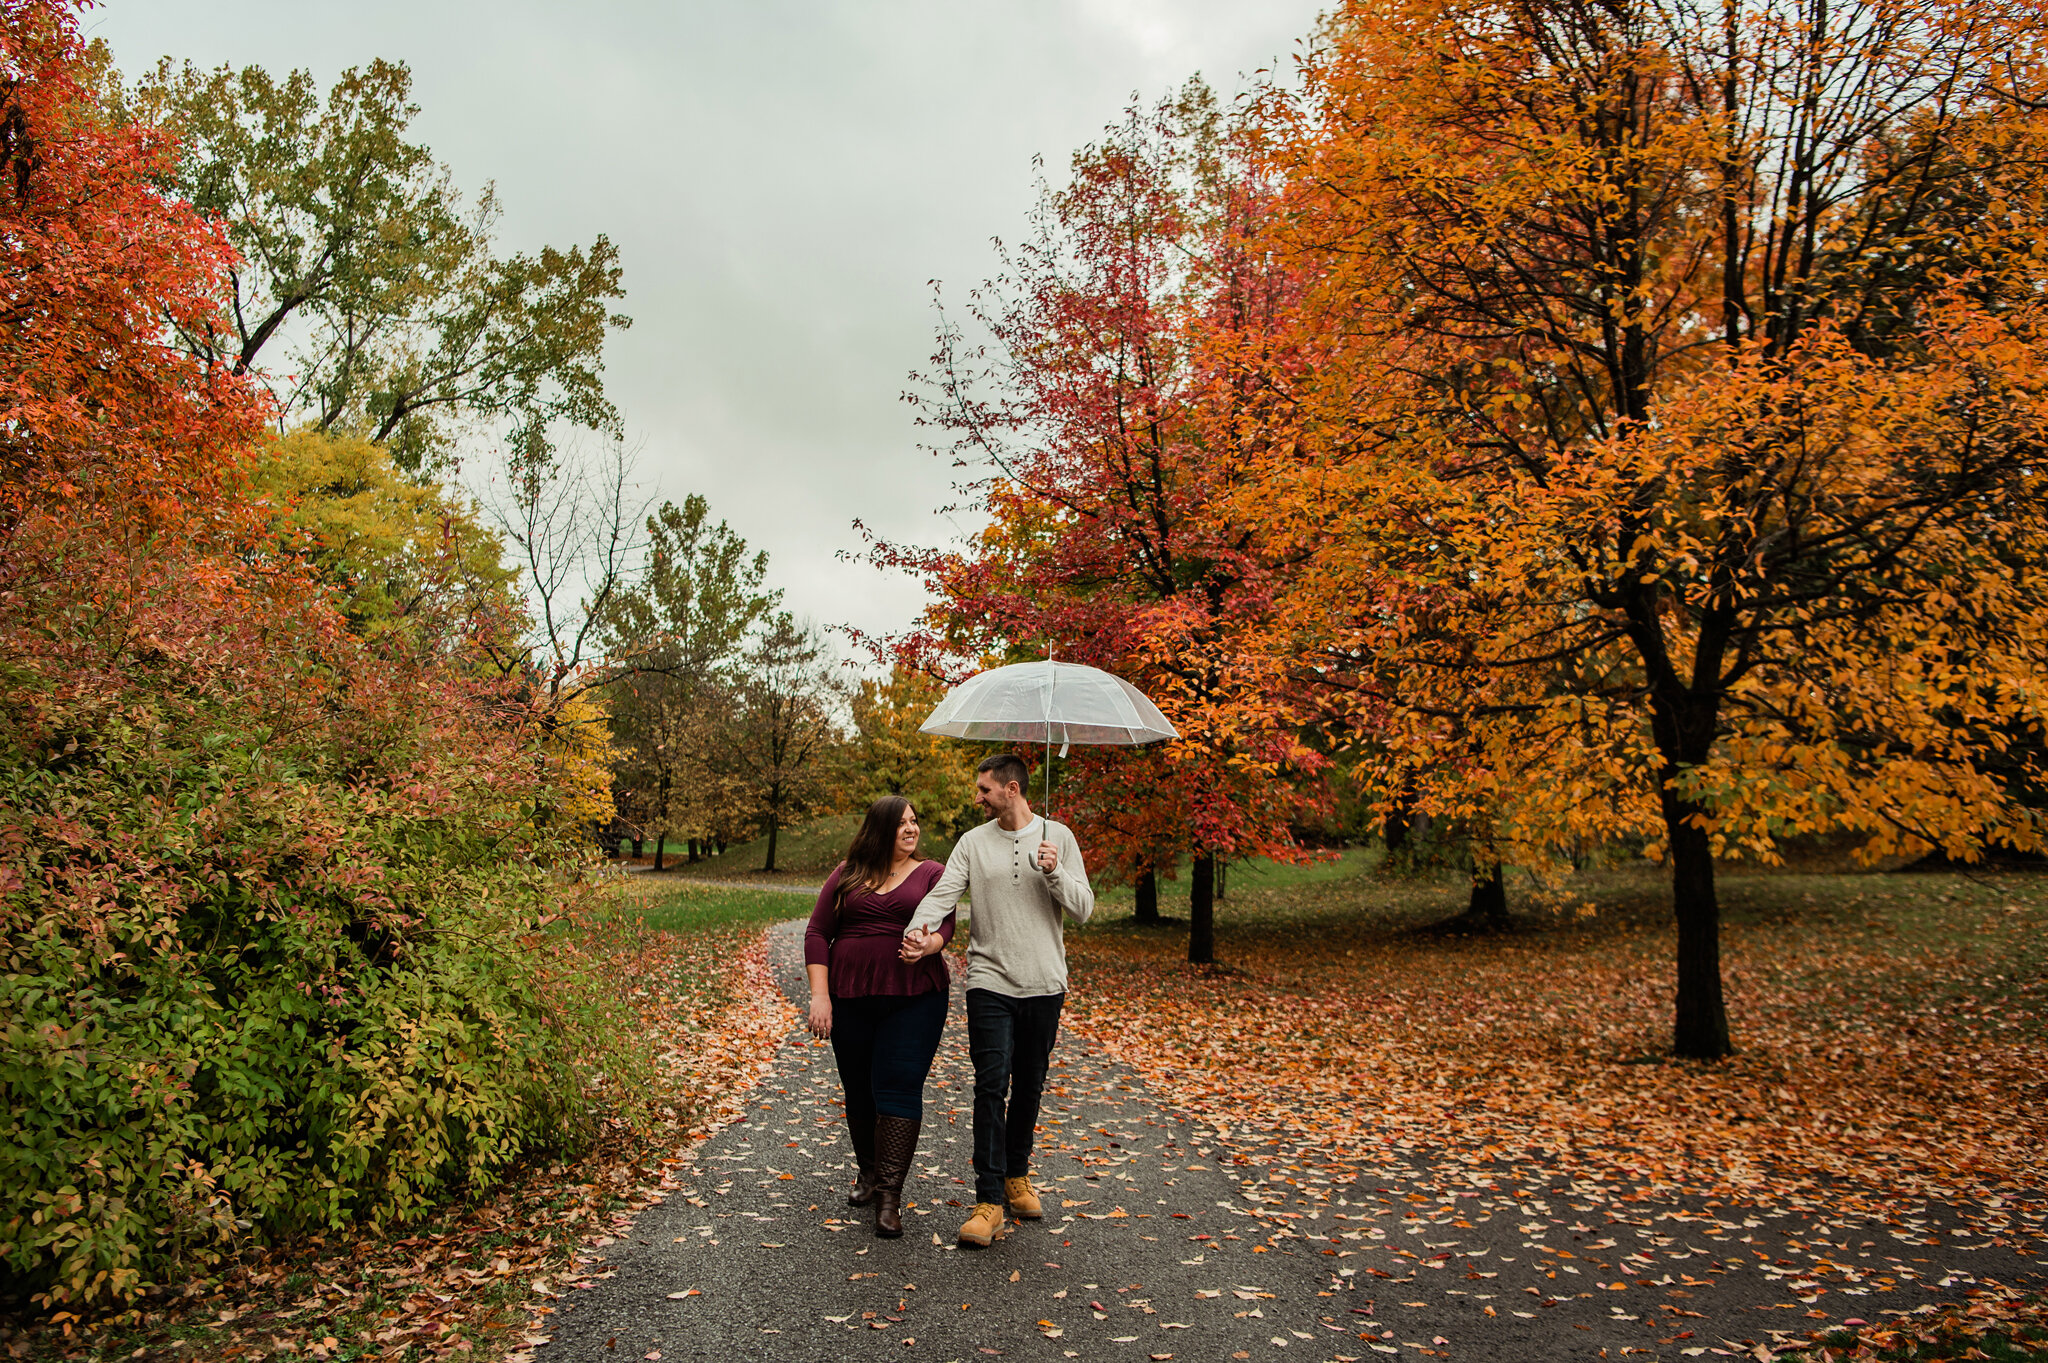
1004,1176,1043,1220
958,1201,1006,1248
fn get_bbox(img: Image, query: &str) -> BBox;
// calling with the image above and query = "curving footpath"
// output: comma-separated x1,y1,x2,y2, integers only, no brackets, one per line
536,919,2043,1362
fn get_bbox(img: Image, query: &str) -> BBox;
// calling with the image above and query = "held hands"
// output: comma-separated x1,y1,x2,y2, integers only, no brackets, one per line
806,995,832,1039
898,928,943,962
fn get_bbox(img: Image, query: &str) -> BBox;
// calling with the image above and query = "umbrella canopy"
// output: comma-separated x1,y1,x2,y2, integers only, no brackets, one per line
918,660,1179,747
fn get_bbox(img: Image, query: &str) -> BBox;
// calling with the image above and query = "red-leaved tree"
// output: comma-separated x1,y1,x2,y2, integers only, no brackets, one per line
869,83,1328,962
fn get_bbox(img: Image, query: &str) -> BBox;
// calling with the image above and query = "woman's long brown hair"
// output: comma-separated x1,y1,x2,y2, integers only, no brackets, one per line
838,795,921,894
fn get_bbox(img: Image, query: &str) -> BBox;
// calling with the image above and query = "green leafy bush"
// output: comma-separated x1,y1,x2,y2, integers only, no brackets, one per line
0,2,641,1310
0,621,626,1307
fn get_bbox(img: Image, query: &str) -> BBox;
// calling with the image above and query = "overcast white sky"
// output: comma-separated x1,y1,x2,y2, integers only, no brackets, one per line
87,1,1324,653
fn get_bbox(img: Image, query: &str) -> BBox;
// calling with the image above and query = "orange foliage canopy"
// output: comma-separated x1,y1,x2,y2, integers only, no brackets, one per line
0,0,268,607
1237,0,2048,1053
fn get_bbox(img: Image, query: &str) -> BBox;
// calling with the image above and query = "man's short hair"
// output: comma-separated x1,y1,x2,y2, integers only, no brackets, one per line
976,752,1030,791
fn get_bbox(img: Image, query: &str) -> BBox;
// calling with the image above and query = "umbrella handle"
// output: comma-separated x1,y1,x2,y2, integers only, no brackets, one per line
1044,652,1055,818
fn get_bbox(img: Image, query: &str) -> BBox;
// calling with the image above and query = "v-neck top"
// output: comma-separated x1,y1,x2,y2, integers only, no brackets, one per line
804,858,952,998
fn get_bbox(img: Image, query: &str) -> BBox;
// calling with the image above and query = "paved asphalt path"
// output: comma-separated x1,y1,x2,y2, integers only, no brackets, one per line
538,919,2042,1362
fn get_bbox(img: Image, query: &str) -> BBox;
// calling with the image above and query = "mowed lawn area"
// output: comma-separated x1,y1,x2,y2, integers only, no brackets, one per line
622,814,968,888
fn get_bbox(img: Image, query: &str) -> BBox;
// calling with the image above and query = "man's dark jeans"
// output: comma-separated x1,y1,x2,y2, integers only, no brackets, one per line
964,987,1065,1204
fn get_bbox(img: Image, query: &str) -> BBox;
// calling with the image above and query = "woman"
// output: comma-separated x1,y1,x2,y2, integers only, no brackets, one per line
805,795,954,1237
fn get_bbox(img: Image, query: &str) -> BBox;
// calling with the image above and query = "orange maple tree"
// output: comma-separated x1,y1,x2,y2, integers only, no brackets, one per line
0,0,266,591
1238,0,2048,1055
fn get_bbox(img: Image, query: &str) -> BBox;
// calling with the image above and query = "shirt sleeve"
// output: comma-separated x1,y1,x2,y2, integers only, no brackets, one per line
805,863,845,968
919,861,958,945
905,842,969,936
1046,823,1094,924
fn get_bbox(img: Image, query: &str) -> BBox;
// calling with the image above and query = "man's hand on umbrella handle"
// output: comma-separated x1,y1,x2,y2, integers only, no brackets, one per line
1037,840,1059,874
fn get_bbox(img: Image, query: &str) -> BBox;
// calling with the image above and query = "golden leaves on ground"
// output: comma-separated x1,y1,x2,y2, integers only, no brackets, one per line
1066,877,2046,1238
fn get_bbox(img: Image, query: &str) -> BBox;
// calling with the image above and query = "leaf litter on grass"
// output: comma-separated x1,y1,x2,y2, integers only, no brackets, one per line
1061,867,2048,1357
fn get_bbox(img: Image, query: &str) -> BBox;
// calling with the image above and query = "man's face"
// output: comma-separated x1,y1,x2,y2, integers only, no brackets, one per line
976,771,1021,818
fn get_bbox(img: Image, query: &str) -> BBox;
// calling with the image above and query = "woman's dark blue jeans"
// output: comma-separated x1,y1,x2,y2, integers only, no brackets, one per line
831,989,947,1134
964,987,1065,1204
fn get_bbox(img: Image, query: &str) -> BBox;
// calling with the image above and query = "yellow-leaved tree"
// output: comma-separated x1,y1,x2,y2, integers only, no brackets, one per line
252,428,515,652
541,685,621,834
1244,0,2048,1056
842,665,981,842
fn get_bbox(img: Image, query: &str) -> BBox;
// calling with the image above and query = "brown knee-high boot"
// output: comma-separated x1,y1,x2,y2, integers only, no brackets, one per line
871,1114,920,1238
847,1110,877,1206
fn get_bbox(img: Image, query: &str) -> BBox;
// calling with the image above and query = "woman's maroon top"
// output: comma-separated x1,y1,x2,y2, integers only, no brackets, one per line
804,859,952,998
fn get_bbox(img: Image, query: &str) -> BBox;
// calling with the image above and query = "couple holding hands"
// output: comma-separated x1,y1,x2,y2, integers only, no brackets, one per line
802,752,1093,1247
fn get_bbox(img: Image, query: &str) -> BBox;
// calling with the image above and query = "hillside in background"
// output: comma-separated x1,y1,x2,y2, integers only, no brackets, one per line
634,815,968,884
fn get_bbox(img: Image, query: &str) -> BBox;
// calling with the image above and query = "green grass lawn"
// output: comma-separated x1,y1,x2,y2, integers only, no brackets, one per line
638,813,967,884
612,838,2048,1048
681,814,861,877
1072,847,2048,1038
618,879,817,932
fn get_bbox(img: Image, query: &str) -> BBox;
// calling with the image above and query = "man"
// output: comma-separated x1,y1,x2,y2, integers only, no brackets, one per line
899,752,1094,1248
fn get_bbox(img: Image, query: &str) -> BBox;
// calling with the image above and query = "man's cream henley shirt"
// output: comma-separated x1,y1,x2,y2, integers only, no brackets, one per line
903,816,1094,997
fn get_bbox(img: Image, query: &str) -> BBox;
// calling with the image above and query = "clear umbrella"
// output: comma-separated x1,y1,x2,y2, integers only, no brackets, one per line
919,659,1179,811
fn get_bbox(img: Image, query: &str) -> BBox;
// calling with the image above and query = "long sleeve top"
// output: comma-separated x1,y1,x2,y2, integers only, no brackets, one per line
903,816,1093,998
804,859,952,998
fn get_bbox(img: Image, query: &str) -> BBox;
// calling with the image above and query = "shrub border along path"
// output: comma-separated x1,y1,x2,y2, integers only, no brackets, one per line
0,889,791,1363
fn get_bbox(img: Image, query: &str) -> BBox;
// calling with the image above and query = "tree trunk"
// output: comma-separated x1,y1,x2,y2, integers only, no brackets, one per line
652,834,665,873
1134,868,1160,924
1216,862,1228,900
763,816,780,873
630,836,643,858
1383,790,1415,853
1189,854,1215,964
1666,793,1731,1057
1649,680,1733,1059
687,837,701,864
1466,865,1508,924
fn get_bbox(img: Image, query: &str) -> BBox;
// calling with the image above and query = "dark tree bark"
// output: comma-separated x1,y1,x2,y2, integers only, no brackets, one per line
1664,786,1730,1058
1135,868,1160,923
763,806,781,873
687,837,701,864
1216,862,1228,900
1383,800,1412,854
652,835,665,873
630,836,643,858
1466,865,1507,924
1189,854,1216,964
1648,684,1732,1058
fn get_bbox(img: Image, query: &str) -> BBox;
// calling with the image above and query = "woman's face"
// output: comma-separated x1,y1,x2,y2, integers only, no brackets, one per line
895,805,921,858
